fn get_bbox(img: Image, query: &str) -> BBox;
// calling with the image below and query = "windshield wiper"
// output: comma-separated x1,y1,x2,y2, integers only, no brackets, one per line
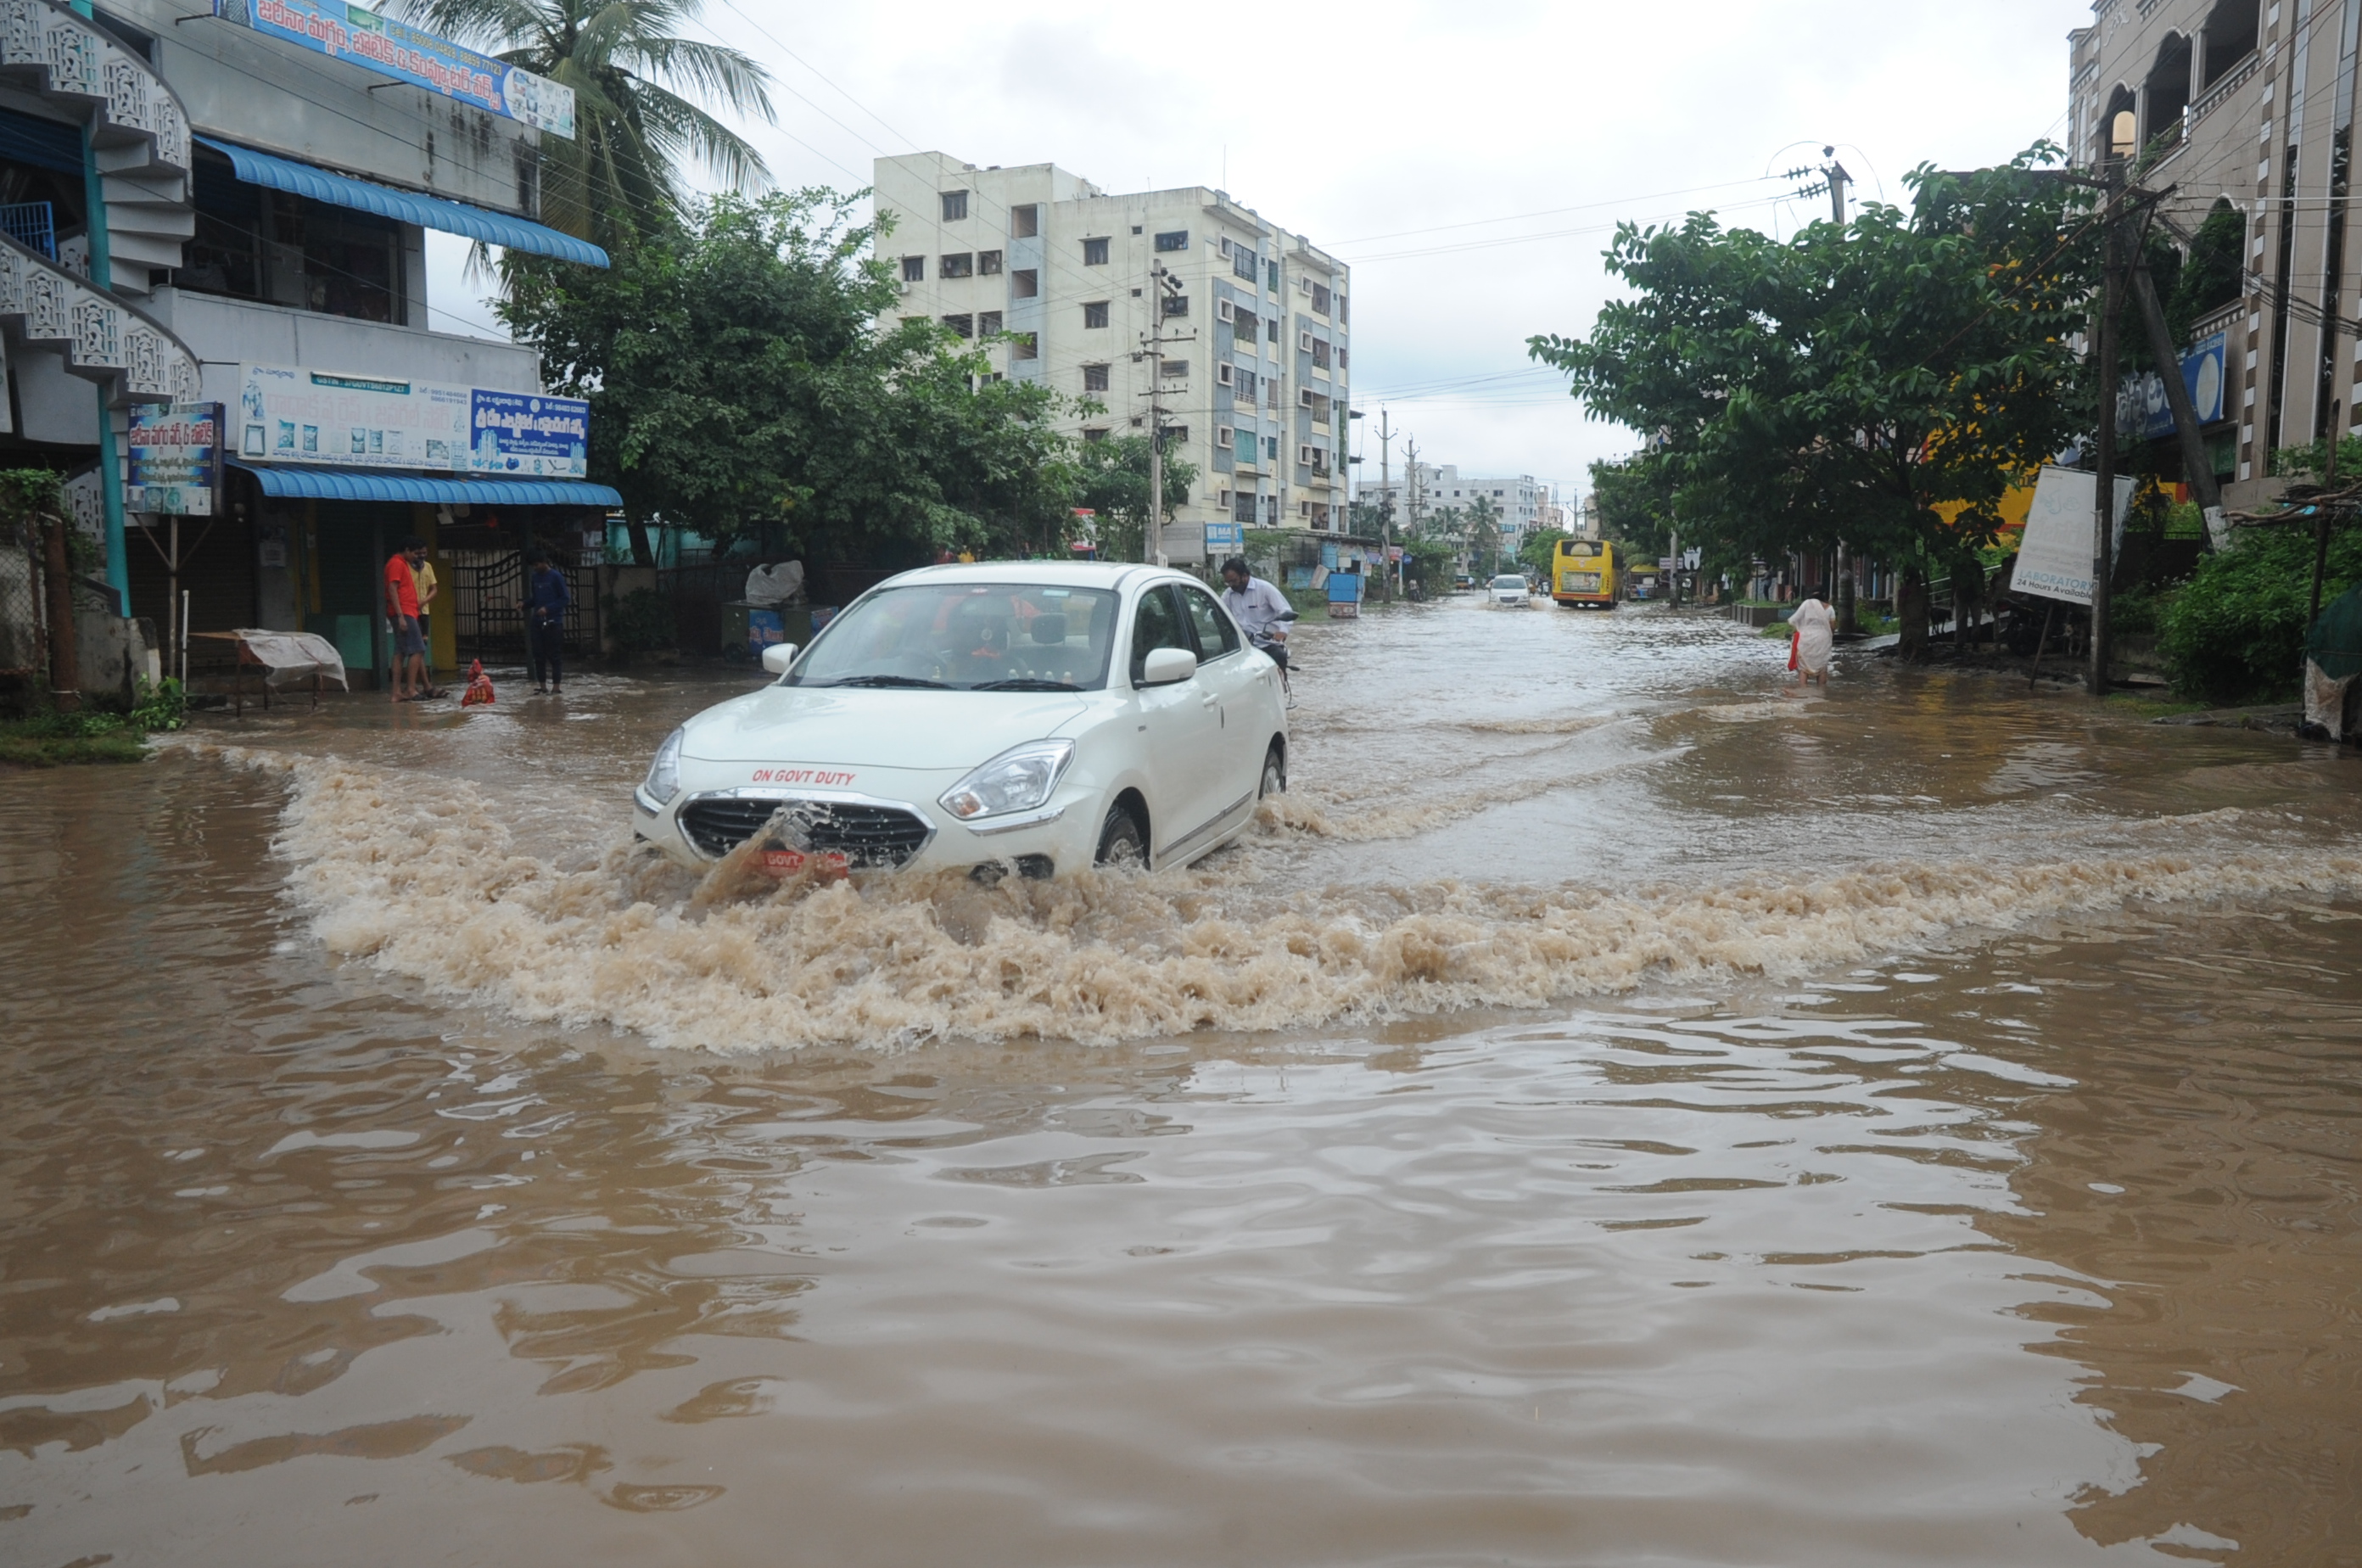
969,677,1080,692
813,675,951,689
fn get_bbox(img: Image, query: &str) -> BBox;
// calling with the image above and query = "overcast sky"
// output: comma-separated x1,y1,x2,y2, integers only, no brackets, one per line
427,0,2090,506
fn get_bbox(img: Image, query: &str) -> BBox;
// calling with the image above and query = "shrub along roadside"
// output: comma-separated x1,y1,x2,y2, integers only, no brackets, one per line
2158,526,2362,704
0,677,185,767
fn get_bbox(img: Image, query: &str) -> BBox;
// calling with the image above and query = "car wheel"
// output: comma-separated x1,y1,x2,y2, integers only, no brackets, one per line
1094,803,1146,869
1259,744,1285,798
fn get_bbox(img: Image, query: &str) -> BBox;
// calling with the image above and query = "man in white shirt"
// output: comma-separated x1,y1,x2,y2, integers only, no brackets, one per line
1218,557,1291,664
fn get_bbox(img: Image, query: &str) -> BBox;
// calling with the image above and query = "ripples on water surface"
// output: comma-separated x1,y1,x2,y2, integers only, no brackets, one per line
1,600,2356,1564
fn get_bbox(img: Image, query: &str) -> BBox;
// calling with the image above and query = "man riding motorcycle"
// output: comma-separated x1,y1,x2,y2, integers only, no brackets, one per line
1219,556,1292,669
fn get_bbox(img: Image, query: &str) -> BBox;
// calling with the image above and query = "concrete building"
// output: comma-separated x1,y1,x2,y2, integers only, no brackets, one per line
2065,0,2292,496
1357,463,1548,535
874,153,1352,563
2,0,618,689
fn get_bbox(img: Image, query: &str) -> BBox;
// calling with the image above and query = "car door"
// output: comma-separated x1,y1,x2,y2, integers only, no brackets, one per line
1128,584,1224,861
1175,581,1268,815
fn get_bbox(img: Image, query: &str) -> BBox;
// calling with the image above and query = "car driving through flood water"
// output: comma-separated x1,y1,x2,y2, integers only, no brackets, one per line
633,563,1289,879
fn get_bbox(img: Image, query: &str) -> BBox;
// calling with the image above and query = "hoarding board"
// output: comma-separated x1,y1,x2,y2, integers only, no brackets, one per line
2131,331,2227,440
219,0,574,138
236,365,589,479
126,402,221,516
1203,522,1245,552
2013,465,2136,607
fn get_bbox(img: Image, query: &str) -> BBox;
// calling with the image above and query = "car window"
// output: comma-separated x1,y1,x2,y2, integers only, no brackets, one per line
1129,585,1191,682
787,582,1121,689
1177,585,1240,659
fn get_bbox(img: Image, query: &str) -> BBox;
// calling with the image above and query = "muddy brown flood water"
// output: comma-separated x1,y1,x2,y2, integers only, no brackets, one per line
2,597,2358,1565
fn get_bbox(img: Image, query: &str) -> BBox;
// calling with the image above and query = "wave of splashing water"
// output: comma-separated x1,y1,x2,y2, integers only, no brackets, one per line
212,745,2362,1054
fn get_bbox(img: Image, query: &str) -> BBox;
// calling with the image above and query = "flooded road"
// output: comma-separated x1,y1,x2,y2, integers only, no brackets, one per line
3,596,2357,1564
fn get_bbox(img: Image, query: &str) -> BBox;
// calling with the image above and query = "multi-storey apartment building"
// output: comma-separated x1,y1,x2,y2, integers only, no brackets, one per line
2068,0,2320,497
1357,463,1548,535
874,153,1352,565
1,0,618,691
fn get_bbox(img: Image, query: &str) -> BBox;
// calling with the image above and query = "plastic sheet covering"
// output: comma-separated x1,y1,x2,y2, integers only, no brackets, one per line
2305,583,2362,680
231,630,349,688
744,562,804,606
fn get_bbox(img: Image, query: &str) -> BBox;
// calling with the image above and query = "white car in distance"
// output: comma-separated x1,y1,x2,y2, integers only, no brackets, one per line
634,563,1290,880
1489,573,1531,607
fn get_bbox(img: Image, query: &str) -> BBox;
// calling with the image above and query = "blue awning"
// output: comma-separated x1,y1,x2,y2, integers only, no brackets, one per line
197,136,608,267
231,462,619,507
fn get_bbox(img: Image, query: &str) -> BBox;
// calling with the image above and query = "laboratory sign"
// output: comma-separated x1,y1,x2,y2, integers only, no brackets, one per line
215,0,574,138
238,365,589,479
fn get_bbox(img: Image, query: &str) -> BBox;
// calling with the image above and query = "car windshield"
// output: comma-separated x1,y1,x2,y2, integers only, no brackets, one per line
786,582,1122,691
1492,576,1525,588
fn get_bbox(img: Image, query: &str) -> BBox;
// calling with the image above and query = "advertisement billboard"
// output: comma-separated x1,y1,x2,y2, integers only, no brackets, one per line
127,403,222,517
217,0,574,138
237,365,589,479
2013,465,2137,607
2131,330,2227,440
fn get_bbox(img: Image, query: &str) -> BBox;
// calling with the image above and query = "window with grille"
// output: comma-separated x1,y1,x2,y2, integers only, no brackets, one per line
941,190,968,221
1154,230,1189,251
1083,363,1110,391
1083,237,1109,266
979,310,1003,334
942,313,973,338
940,252,974,277
1083,300,1110,328
1161,294,1188,317
1161,358,1189,378
901,255,926,282
977,249,1004,275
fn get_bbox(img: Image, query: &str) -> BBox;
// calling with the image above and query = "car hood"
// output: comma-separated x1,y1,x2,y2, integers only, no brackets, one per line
680,685,1093,770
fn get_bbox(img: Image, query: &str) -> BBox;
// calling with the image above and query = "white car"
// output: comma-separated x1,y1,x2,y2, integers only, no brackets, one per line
634,563,1290,879
1489,573,1531,606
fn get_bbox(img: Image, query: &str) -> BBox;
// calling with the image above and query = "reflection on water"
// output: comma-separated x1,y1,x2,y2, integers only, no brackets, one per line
1,601,2356,1564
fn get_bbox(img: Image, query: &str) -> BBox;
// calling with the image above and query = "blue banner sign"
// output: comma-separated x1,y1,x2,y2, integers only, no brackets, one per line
2130,330,2226,440
219,0,574,138
1203,522,1245,551
471,390,589,478
127,402,221,517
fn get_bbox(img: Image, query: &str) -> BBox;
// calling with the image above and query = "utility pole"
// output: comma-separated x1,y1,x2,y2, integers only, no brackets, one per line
1138,260,1197,566
2091,162,2126,698
1376,407,1397,592
1826,148,1850,227
2129,259,2228,547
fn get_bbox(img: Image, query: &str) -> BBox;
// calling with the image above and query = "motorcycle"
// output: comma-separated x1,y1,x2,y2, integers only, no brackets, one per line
1251,609,1298,706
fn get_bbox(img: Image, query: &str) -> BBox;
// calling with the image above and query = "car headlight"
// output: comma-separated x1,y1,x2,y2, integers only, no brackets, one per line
939,739,1074,821
644,727,684,805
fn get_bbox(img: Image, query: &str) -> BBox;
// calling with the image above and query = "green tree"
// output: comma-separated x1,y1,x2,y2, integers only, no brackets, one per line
1464,493,1503,573
379,0,775,249
1518,527,1570,579
501,190,1082,566
1531,149,2099,656
1074,436,1198,563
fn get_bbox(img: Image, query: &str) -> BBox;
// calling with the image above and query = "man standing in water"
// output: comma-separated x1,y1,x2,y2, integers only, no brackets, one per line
383,536,431,703
522,549,571,695
1788,595,1835,690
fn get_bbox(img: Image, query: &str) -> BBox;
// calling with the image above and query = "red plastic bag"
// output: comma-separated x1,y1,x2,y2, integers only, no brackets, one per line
1788,630,1799,671
460,658,497,707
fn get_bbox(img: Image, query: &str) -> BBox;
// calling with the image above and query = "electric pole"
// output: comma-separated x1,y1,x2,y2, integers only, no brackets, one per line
1377,407,1396,591
1826,147,1850,227
1138,260,1196,566
2091,160,2125,698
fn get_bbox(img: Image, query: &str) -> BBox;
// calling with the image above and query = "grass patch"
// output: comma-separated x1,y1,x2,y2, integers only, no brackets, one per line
2102,692,2212,720
0,721,149,767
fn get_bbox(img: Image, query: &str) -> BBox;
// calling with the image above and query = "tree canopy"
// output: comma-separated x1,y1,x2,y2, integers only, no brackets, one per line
1531,149,2101,626
499,190,1083,566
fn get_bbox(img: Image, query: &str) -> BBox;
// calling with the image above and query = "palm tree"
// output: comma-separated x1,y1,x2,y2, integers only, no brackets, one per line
378,0,775,248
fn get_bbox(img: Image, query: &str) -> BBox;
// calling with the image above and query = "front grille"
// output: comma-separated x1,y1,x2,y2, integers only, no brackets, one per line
678,796,932,868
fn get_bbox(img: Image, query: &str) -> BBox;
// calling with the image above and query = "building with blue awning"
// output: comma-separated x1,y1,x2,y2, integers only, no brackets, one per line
0,0,613,692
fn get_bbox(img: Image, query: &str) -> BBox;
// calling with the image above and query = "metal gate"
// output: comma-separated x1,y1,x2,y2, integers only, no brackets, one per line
448,551,600,662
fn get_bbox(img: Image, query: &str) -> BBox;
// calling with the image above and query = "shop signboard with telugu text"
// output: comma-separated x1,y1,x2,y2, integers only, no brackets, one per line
214,0,574,138
237,365,589,479
126,402,221,517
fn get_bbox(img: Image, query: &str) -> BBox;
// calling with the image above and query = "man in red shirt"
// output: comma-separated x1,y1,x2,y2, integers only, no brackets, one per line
383,538,432,702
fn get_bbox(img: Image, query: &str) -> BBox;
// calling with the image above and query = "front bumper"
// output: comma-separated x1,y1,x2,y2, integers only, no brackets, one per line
634,771,1105,879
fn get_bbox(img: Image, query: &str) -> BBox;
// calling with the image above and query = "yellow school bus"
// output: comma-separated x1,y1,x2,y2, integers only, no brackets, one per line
1553,538,1619,608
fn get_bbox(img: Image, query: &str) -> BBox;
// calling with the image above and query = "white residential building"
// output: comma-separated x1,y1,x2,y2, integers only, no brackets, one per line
874,153,1352,563
1357,464,1548,536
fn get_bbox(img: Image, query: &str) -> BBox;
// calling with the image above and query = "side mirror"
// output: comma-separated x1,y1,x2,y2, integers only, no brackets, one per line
1139,646,1197,686
760,642,799,676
